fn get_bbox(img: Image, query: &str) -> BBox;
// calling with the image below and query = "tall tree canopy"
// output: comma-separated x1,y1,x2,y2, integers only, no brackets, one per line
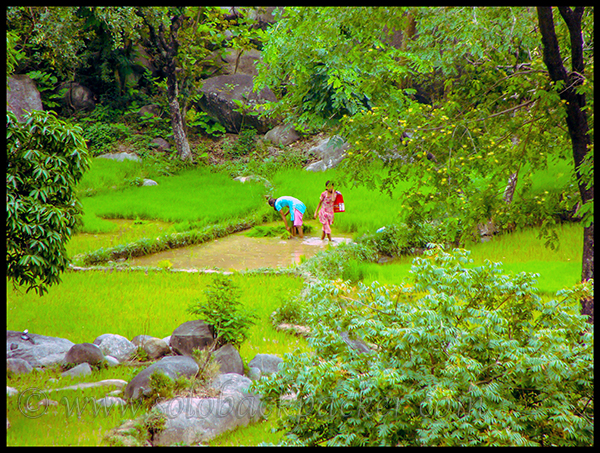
255,6,593,320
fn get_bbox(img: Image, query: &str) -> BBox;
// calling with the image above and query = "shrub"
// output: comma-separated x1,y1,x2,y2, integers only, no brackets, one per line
253,245,594,446
188,274,257,348
298,241,377,281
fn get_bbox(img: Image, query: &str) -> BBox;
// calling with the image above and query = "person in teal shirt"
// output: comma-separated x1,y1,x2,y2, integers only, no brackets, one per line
267,196,306,238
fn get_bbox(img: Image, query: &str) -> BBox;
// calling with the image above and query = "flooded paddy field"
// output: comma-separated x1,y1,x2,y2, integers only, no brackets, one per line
128,229,353,271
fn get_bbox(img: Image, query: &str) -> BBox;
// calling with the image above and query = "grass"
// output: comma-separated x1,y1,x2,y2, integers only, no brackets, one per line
6,271,307,361
6,271,308,447
67,219,175,257
359,222,583,295
80,167,267,226
7,152,585,446
6,365,143,446
271,166,408,237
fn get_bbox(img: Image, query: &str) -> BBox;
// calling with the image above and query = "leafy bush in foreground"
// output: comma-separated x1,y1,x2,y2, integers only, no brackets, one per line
188,274,257,348
253,246,594,446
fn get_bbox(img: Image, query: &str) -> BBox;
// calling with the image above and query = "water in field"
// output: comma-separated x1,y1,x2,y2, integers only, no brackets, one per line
128,228,352,271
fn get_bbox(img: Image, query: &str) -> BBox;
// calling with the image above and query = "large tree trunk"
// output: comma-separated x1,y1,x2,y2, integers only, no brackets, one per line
166,72,192,161
537,7,593,323
138,8,193,162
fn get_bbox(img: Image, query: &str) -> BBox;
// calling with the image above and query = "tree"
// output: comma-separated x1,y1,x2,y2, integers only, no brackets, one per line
536,6,593,322
254,7,593,318
6,110,90,295
135,7,193,161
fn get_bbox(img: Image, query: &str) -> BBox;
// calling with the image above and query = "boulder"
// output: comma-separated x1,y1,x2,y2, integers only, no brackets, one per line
170,321,215,357
7,387,19,398
93,334,136,362
153,373,263,446
305,135,349,172
64,343,106,366
340,331,372,354
6,331,74,368
7,74,43,121
248,354,283,376
212,344,244,375
197,73,277,134
265,124,301,146
138,104,161,118
149,137,171,153
132,335,170,360
62,362,93,379
220,48,263,76
62,82,97,112
7,358,33,375
124,356,199,401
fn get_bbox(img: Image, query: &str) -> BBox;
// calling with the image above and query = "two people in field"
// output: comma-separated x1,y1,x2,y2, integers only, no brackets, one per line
268,180,337,241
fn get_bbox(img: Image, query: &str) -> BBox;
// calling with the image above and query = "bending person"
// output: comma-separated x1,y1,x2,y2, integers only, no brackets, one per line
267,196,306,238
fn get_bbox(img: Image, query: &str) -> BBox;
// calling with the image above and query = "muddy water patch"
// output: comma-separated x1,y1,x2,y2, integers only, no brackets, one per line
128,231,352,271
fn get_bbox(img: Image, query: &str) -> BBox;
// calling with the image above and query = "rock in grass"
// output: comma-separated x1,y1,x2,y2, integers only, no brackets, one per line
62,362,93,378
6,331,74,368
152,373,263,446
123,356,199,401
170,321,215,357
7,358,33,375
64,343,106,366
93,334,136,362
248,353,283,376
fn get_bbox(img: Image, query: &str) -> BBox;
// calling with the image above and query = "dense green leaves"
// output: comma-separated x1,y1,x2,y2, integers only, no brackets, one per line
6,110,90,295
255,7,592,254
253,246,593,446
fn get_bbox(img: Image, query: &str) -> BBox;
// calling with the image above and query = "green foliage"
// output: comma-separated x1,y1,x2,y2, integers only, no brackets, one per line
81,121,131,155
256,6,592,263
253,246,594,446
185,107,226,137
6,110,90,295
188,274,258,348
145,370,176,407
26,70,62,109
270,296,309,326
6,30,24,77
246,224,314,239
298,241,377,282
192,348,222,385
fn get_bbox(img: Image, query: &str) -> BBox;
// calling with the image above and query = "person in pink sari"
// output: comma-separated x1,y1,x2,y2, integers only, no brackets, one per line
314,180,336,241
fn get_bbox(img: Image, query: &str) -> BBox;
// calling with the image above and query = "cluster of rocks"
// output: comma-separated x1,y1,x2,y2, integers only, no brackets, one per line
6,320,284,446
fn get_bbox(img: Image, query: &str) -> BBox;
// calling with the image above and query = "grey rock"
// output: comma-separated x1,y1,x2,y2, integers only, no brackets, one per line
6,331,74,368
7,358,33,375
197,73,277,134
123,356,199,401
62,362,92,378
265,124,301,146
7,75,43,121
64,343,105,366
170,320,214,357
212,344,244,375
153,373,263,446
94,334,136,362
248,353,282,376
305,135,349,172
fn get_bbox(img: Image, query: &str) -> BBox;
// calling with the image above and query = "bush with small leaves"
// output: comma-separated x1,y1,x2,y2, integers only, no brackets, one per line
253,245,594,446
188,274,257,348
